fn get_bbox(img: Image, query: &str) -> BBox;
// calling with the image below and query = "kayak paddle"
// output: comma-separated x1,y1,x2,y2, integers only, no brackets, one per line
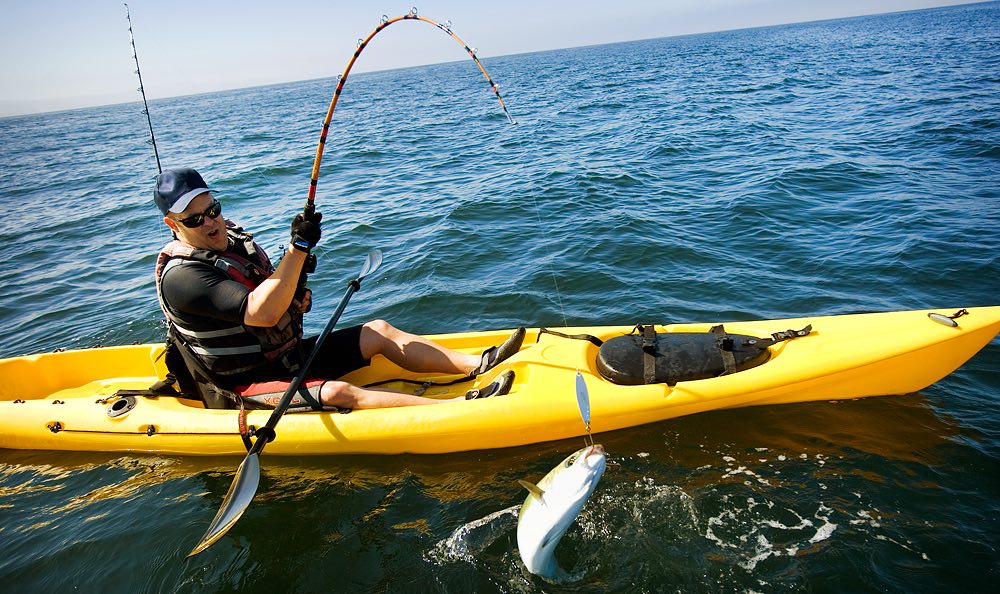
188,248,383,556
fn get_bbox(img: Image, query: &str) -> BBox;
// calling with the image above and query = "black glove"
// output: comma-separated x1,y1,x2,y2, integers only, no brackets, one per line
290,210,322,253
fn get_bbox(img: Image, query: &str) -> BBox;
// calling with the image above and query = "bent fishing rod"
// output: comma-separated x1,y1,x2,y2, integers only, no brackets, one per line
190,9,518,557
128,5,517,210
305,7,518,212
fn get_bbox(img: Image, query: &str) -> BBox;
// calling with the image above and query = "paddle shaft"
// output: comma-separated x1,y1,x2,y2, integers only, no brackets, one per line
187,251,380,557
250,277,362,454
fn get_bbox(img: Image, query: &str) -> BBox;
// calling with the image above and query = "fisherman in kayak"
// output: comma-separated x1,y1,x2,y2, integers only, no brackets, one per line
153,167,522,410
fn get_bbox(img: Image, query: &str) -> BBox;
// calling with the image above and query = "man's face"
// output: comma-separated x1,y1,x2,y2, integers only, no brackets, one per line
163,192,228,251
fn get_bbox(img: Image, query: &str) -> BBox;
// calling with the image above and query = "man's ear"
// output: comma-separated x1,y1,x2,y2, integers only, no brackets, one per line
163,216,181,240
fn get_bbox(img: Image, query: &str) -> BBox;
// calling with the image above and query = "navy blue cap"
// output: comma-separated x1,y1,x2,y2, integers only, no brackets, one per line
154,168,211,215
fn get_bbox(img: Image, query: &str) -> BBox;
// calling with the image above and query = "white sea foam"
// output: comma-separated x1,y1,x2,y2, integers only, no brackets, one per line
705,496,841,571
426,505,519,565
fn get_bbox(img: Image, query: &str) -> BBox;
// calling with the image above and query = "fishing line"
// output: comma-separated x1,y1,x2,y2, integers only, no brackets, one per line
124,3,162,174
530,196,569,327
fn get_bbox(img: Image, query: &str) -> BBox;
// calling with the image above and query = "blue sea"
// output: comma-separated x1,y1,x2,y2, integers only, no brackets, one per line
1,3,999,592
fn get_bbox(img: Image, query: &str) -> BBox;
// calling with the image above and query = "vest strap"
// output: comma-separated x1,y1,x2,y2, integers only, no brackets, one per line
171,324,245,340
187,343,263,357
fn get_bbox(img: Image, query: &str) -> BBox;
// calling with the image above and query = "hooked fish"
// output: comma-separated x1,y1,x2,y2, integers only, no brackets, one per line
516,443,607,581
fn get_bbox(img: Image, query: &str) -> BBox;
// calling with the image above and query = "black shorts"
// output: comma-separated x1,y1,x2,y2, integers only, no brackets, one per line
231,324,370,409
298,324,371,380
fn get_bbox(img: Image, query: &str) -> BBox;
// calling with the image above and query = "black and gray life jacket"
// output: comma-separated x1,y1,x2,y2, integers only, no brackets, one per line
154,224,302,389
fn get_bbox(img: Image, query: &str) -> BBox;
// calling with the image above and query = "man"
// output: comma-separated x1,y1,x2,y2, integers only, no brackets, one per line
153,167,522,410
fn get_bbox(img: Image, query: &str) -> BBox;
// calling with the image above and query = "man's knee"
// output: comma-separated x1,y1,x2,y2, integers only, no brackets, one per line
320,381,356,407
361,319,398,358
363,319,394,337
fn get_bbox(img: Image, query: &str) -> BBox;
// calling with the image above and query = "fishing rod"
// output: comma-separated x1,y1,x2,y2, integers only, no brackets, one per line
188,12,519,556
124,3,162,173
306,7,518,209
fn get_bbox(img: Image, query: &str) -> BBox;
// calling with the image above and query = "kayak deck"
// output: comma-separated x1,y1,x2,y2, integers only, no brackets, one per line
1,307,998,456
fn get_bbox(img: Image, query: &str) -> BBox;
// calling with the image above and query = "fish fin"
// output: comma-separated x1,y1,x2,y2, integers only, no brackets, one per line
517,479,546,504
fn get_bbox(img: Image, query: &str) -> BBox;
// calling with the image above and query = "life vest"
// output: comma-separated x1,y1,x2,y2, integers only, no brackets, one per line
154,223,302,384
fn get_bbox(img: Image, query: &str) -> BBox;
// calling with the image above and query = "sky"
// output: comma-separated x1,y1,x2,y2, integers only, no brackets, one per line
0,0,984,117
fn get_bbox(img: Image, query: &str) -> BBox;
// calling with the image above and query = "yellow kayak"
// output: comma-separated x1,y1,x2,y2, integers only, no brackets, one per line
1,306,997,456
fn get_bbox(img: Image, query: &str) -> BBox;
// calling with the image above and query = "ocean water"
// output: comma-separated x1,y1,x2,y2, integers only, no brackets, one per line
1,3,999,592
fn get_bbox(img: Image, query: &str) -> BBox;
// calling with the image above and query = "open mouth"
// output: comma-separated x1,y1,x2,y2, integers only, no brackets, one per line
584,444,605,461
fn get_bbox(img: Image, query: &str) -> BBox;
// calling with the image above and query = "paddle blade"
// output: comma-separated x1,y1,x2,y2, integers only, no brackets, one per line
359,248,383,280
575,371,591,429
188,453,261,557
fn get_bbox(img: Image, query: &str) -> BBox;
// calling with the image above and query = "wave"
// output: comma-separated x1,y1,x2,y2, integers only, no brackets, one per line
769,161,887,194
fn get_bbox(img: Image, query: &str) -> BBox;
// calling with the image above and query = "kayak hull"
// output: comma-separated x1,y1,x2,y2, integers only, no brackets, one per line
1,307,998,456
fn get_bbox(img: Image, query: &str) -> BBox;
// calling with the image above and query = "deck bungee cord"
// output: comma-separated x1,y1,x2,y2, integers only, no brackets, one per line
306,7,518,209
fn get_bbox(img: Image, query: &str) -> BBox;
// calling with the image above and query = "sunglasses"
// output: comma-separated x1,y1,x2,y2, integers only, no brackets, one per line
174,199,222,228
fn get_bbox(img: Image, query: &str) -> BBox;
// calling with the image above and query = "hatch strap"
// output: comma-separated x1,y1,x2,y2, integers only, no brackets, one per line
641,324,657,384
710,325,738,375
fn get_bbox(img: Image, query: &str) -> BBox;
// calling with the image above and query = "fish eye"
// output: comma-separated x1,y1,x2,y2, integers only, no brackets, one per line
565,454,578,467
